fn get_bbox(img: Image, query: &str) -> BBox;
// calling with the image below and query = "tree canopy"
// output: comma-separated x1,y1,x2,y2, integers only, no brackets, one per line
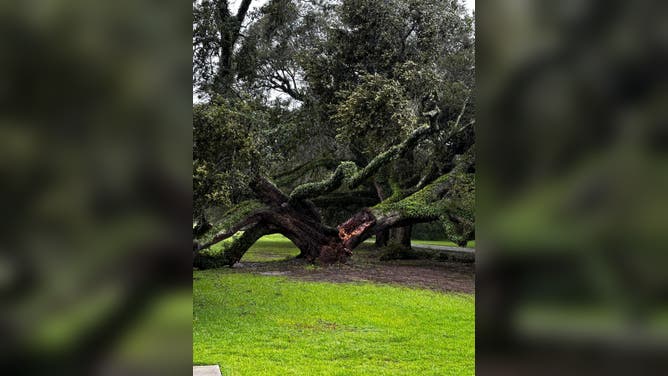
192,0,475,265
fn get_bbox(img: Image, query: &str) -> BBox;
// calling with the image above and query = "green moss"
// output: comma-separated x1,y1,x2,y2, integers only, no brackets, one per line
199,200,264,243
349,124,431,188
372,172,473,221
289,161,359,200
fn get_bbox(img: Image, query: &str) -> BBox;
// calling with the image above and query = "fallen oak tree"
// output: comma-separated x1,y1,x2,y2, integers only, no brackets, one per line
193,102,474,267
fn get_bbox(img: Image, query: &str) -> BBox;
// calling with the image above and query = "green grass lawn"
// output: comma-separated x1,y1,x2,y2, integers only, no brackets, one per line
240,234,300,262
412,239,476,248
193,271,474,375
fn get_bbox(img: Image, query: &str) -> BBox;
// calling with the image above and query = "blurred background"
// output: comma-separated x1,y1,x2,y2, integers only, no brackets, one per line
477,0,668,374
4,0,668,374
0,1,192,375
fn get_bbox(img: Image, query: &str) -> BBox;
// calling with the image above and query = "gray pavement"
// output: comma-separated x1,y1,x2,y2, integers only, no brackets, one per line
193,365,222,376
411,244,475,261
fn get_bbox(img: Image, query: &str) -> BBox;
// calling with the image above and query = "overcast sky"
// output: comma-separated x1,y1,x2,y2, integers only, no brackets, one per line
233,0,474,14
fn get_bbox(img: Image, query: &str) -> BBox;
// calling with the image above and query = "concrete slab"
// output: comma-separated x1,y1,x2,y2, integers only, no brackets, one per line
193,365,222,376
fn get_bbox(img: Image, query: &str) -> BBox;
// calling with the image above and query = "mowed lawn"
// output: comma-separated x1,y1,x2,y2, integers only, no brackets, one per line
412,239,476,248
193,271,475,375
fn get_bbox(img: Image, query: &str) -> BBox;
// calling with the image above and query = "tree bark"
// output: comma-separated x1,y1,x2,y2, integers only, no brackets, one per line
375,229,389,247
194,223,272,268
390,225,412,248
193,215,212,237
373,179,389,247
214,0,253,93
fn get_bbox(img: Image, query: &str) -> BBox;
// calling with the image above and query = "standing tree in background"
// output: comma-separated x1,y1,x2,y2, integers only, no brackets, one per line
193,0,475,266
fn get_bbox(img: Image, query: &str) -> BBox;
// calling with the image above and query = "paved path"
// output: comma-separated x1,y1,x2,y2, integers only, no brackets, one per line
411,244,475,261
193,365,221,376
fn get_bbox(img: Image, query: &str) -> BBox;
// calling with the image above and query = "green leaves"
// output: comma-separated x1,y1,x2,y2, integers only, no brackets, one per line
193,100,267,217
332,74,418,156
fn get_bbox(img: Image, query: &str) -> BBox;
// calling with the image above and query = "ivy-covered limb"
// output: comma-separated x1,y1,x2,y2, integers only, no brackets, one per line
273,158,340,185
287,122,434,202
195,200,266,251
194,223,273,269
372,172,473,222
289,161,358,201
311,191,379,208
338,147,474,250
349,124,433,188
286,96,470,204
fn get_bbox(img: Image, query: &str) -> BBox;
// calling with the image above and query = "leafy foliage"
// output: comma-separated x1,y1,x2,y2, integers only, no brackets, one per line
193,99,267,218
333,74,418,155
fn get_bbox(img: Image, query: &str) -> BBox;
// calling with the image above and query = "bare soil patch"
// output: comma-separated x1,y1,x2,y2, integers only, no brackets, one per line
228,246,474,294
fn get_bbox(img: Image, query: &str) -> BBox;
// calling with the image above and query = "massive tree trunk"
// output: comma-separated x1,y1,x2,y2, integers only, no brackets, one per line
375,230,389,247
194,176,350,266
390,225,412,248
372,178,389,247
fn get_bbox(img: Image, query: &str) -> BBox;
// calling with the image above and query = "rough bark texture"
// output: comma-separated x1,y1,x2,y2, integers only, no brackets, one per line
375,229,389,247
373,179,390,247
390,225,413,248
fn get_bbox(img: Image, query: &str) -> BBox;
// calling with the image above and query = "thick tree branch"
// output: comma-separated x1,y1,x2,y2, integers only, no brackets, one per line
287,123,432,202
236,0,253,24
272,158,339,182
287,97,470,202
289,161,358,201
193,198,271,252
194,222,273,268
287,96,470,202
338,145,475,250
250,176,290,205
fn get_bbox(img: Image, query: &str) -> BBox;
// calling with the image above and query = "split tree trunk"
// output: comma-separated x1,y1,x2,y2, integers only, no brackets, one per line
194,177,352,267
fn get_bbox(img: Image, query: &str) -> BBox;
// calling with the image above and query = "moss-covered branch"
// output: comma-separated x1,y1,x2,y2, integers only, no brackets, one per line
194,223,274,268
349,124,433,188
287,97,471,202
289,161,358,201
273,158,339,184
339,145,475,250
371,146,474,222
195,200,267,251
287,123,433,202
